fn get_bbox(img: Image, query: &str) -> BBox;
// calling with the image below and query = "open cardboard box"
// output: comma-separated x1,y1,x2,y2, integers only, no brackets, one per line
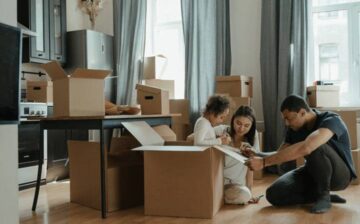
122,121,247,219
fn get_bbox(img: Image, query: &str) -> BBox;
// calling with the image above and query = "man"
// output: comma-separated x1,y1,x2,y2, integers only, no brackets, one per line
245,95,357,213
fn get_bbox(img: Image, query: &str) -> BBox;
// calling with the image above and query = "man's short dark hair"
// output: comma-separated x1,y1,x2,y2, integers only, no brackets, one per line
280,95,311,112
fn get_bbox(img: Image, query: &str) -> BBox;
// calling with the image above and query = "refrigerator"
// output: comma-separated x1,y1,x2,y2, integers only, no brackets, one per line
66,29,115,102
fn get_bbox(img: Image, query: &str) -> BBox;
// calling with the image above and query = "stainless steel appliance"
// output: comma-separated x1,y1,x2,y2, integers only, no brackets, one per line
18,102,48,190
66,29,115,101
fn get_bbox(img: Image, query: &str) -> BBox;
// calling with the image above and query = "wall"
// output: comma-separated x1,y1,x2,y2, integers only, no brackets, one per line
230,0,263,121
66,0,113,36
0,0,20,222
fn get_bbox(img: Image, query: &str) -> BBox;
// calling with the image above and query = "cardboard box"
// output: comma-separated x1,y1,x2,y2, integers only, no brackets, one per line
215,75,253,97
254,131,263,180
224,97,252,125
317,109,360,149
171,123,192,141
153,125,177,141
42,61,110,117
351,148,360,185
123,121,248,218
143,79,175,99
26,80,53,103
136,84,169,115
307,85,340,107
143,55,167,80
68,140,144,212
170,99,190,124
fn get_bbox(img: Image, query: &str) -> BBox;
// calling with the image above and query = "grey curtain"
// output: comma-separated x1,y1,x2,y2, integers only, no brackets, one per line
181,0,231,124
113,0,147,105
260,0,308,151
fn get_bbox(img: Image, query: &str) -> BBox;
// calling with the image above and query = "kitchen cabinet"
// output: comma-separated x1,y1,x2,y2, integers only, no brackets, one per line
18,0,66,64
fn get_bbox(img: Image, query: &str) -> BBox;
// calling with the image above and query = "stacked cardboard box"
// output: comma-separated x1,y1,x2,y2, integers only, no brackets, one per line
215,75,253,125
169,99,192,140
136,84,169,115
306,85,340,107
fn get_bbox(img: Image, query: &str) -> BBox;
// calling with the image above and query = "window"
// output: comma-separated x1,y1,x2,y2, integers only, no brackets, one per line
309,0,360,106
145,0,185,99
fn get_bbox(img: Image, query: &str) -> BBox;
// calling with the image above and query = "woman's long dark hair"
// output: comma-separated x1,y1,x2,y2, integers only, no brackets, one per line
229,106,256,146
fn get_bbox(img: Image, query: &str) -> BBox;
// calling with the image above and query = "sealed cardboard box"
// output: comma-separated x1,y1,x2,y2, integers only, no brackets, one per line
215,75,253,97
136,84,169,115
224,97,252,125
143,79,175,99
307,85,340,107
26,80,53,103
123,121,248,218
143,55,167,80
351,148,360,185
170,99,190,124
42,61,110,117
68,139,144,212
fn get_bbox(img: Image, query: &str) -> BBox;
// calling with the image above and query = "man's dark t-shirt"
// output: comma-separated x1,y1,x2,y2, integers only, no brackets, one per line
285,109,357,179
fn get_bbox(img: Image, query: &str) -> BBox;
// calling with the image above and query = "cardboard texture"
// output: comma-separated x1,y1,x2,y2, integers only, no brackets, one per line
224,97,252,125
143,55,167,80
171,123,192,141
307,85,340,107
26,80,53,103
215,75,253,97
68,140,144,212
136,84,170,115
170,99,190,124
351,148,360,185
254,131,263,180
42,61,110,117
143,79,175,99
153,125,177,141
123,121,249,218
317,109,360,149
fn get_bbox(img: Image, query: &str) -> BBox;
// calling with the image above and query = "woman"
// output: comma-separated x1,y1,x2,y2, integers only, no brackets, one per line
224,105,260,204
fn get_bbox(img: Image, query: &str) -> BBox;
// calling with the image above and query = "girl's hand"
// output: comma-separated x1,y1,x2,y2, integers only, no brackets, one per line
220,134,231,145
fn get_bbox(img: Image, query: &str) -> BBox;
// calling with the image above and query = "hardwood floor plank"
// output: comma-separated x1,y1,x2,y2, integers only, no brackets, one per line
19,175,360,224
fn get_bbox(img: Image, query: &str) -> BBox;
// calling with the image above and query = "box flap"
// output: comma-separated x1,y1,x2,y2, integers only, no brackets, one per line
41,61,67,81
136,84,163,95
122,121,165,146
213,145,248,164
153,125,177,141
133,145,209,152
72,68,110,79
215,75,251,82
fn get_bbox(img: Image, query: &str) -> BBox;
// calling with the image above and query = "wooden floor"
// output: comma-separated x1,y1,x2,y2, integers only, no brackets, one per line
19,175,360,224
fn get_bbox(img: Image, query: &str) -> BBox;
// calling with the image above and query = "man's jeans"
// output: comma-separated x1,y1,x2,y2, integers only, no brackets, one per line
266,144,351,206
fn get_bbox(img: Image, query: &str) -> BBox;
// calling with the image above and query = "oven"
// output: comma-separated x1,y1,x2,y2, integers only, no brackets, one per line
18,102,48,190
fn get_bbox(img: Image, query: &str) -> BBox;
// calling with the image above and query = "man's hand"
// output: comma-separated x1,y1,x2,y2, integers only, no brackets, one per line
245,157,264,171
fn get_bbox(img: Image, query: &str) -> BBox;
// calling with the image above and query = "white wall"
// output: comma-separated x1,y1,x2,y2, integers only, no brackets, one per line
230,0,263,121
66,0,113,36
0,2,19,224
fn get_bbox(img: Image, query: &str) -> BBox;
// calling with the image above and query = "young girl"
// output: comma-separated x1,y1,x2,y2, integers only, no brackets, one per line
224,106,261,204
193,95,231,146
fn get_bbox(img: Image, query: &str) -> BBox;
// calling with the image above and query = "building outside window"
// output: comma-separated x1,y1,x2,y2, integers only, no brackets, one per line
145,0,185,99
309,0,360,106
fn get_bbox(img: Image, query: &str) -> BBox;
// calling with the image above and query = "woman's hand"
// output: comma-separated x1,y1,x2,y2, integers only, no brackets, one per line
240,143,256,158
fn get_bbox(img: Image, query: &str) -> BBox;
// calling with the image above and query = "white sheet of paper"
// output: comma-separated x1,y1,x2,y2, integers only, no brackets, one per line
213,145,248,164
